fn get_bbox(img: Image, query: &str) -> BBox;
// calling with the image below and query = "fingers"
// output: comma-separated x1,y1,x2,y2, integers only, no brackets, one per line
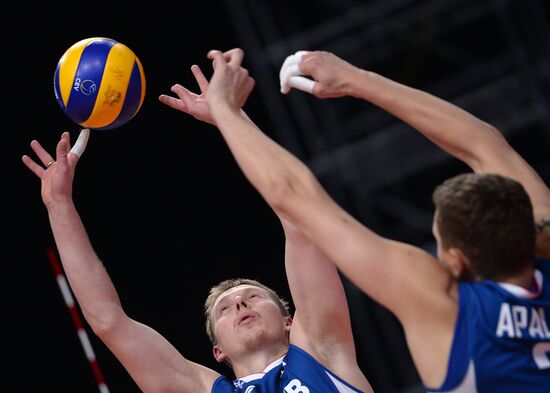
207,49,224,62
279,50,313,94
159,84,194,110
279,50,309,85
207,48,245,67
288,76,315,94
22,132,72,176
172,84,196,107
280,63,300,92
69,128,90,158
56,132,71,164
30,139,55,167
21,154,44,178
207,50,228,75
160,64,208,110
191,65,209,93
159,93,184,110
224,48,244,66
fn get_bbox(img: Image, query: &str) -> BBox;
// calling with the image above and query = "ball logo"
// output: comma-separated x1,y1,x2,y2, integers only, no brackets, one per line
72,78,97,96
80,80,97,96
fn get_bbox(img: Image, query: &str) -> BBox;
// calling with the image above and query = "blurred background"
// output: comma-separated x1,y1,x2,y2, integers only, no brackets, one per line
5,1,550,392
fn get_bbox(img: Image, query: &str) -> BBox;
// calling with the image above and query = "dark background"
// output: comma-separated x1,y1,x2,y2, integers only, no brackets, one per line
5,1,550,392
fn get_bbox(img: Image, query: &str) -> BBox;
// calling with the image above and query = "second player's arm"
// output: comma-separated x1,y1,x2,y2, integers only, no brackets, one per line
343,68,550,257
209,102,455,326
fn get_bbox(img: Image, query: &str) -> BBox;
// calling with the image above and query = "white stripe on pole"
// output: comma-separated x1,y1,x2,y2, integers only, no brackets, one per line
47,248,110,393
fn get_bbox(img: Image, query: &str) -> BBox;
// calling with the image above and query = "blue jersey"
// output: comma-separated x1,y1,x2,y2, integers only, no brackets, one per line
211,344,366,393
427,259,550,393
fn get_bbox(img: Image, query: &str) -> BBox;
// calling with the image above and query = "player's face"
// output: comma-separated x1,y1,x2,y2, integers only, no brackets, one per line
211,285,290,362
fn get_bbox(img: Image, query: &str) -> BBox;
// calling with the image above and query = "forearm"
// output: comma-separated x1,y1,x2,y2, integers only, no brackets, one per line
283,221,354,346
347,69,501,168
48,201,123,329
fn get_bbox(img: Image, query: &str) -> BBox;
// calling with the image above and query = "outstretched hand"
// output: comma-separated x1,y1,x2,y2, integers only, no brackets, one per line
22,129,89,208
159,65,217,125
280,50,358,98
206,48,255,112
159,49,254,124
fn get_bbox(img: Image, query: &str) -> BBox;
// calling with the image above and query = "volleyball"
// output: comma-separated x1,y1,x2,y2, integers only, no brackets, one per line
53,37,146,130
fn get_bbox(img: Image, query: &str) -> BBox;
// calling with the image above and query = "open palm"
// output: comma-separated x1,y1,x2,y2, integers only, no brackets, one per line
159,65,216,125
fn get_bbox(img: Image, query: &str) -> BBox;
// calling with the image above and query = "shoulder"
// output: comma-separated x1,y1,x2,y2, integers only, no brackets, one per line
283,345,372,393
457,278,502,301
211,376,235,393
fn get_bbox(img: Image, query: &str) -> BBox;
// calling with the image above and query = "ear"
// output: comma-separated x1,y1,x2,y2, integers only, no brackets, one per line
284,315,293,334
448,247,473,279
212,344,226,363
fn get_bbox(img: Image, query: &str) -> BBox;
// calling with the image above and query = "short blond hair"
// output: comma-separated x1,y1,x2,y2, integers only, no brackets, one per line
204,278,290,344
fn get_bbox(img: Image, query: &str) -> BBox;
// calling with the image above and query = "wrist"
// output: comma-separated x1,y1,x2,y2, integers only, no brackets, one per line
46,198,76,215
211,99,242,122
345,68,372,98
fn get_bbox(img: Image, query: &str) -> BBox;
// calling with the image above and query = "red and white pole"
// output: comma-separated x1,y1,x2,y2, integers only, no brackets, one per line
47,248,110,393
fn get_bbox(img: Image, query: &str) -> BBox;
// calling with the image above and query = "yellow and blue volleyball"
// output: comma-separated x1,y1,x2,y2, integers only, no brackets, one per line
53,37,146,130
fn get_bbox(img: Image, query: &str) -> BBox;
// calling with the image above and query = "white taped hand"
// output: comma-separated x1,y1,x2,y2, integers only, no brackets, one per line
279,50,315,95
70,128,90,158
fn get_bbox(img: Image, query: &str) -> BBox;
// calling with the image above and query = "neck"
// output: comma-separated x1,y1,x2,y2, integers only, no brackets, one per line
497,263,535,290
231,345,288,379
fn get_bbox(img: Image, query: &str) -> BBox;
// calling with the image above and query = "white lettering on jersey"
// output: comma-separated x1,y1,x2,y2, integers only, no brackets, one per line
284,379,310,393
542,309,550,337
529,308,546,338
512,305,528,337
496,303,514,337
533,342,550,369
496,304,550,339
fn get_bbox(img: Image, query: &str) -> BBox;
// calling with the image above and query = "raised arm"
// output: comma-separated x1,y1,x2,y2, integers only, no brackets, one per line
282,50,550,257
159,54,371,389
205,48,455,328
281,218,373,392
22,131,218,393
160,49,457,385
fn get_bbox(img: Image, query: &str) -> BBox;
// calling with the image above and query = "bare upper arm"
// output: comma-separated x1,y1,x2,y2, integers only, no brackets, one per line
470,129,550,257
98,315,220,393
280,187,460,386
283,220,356,355
281,220,377,392
279,183,454,324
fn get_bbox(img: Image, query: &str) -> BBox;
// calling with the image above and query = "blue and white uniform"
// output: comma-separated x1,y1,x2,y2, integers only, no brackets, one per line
427,259,550,392
212,344,366,393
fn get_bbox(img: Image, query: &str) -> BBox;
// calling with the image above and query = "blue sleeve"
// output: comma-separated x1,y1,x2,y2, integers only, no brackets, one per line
535,258,550,274
211,375,235,393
